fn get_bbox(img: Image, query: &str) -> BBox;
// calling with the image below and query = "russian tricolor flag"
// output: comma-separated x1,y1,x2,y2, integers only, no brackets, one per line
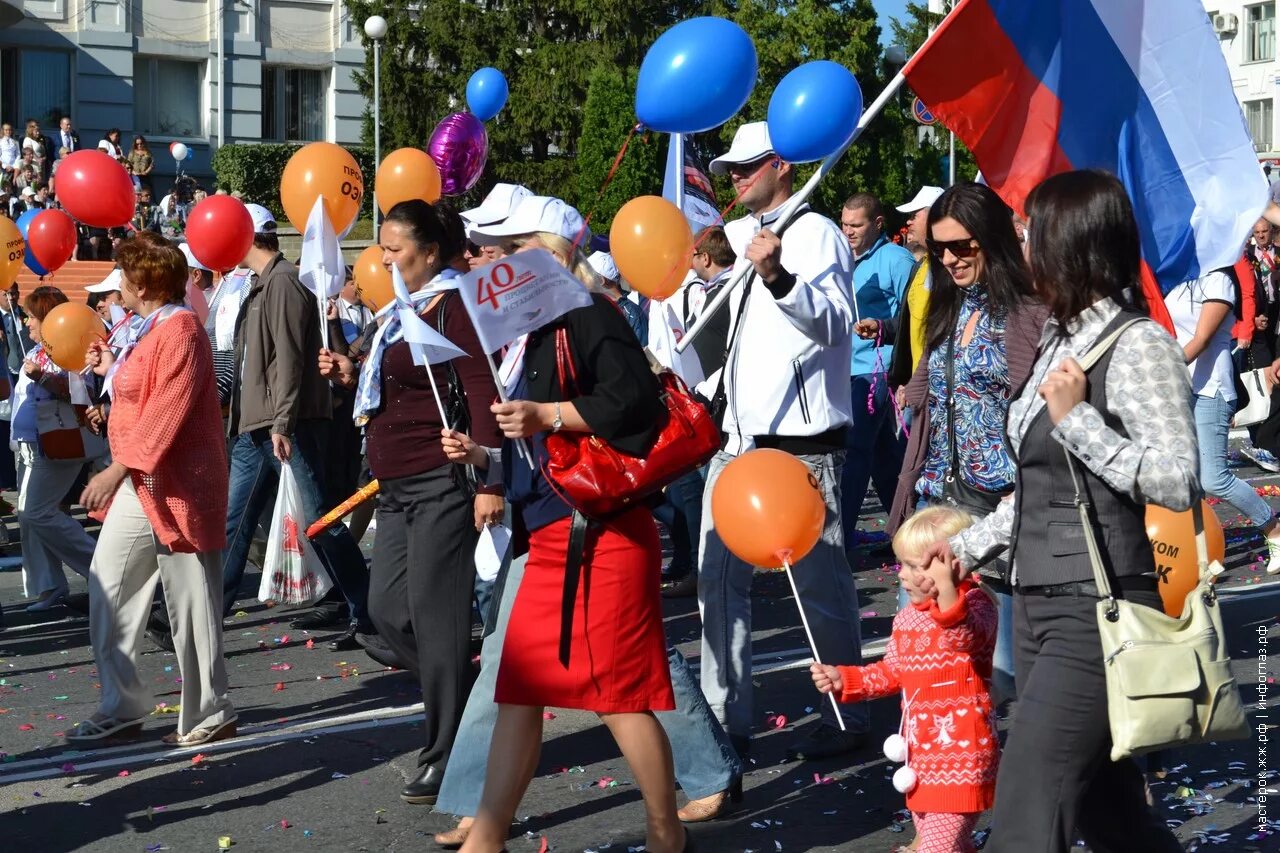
905,0,1269,312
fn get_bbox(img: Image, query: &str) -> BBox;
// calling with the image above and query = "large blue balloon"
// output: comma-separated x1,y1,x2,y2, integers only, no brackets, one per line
466,67,509,122
636,17,757,134
15,209,47,277
767,61,864,164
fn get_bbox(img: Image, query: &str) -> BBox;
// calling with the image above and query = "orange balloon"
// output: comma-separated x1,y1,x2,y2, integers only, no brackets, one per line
352,245,394,312
41,302,106,372
0,217,23,287
610,195,694,299
377,148,443,215
1146,500,1225,617
711,448,826,567
280,142,364,233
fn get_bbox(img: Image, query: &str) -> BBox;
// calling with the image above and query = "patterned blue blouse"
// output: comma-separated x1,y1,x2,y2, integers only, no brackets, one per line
916,285,1016,499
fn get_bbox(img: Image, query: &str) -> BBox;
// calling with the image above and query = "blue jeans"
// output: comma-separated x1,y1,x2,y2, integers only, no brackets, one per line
1193,392,1273,528
899,495,1017,704
221,423,370,623
654,467,706,577
436,553,741,816
700,450,868,739
841,375,907,541
473,575,495,630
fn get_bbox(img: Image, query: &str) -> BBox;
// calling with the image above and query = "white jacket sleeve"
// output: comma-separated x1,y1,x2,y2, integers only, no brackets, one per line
770,217,855,349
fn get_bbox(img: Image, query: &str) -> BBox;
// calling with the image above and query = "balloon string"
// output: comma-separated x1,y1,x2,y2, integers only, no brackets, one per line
571,123,645,256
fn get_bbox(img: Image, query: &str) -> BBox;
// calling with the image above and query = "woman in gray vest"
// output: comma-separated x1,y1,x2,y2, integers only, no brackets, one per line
923,170,1193,853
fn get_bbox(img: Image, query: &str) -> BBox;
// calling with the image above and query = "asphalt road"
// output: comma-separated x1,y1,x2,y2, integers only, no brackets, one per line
1,451,1278,852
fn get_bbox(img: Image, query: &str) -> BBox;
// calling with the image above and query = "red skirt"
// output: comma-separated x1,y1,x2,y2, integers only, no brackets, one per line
495,507,675,713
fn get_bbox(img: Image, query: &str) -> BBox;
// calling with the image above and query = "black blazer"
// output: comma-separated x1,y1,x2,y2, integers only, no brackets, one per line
523,293,664,457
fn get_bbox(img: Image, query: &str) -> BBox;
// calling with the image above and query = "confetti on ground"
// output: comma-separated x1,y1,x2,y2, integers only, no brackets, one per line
542,712,556,720
18,723,33,731
191,753,206,765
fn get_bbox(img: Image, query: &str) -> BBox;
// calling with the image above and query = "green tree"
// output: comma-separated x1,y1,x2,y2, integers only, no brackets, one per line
575,65,669,231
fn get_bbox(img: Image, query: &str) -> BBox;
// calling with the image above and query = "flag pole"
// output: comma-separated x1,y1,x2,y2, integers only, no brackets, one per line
782,556,846,731
484,351,535,469
676,70,909,354
672,133,686,212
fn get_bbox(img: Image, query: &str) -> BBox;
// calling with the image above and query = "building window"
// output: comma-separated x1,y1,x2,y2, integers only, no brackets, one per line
0,49,72,130
1248,99,1274,152
262,67,326,142
134,58,203,137
1248,3,1276,62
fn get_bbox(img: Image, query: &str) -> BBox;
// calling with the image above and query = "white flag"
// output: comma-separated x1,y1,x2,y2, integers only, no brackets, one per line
456,249,594,354
647,292,704,386
390,264,468,367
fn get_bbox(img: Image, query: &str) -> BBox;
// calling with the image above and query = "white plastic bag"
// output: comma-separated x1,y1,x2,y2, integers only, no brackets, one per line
258,466,333,606
474,524,512,583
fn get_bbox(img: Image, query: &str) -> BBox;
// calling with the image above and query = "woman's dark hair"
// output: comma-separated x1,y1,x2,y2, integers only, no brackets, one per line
24,285,68,321
384,199,461,263
105,128,121,143
924,182,1034,351
1024,169,1147,325
133,135,147,149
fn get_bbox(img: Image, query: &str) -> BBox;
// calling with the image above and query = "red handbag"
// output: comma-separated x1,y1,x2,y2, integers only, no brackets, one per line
543,327,719,519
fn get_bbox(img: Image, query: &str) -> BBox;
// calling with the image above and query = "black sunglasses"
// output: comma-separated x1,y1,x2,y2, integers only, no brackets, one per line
930,239,981,261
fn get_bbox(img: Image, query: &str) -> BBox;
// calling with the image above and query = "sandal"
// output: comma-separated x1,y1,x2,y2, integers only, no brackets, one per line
161,718,238,747
65,716,146,745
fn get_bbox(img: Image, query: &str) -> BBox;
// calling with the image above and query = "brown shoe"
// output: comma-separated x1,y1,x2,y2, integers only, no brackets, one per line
162,718,237,746
434,819,472,849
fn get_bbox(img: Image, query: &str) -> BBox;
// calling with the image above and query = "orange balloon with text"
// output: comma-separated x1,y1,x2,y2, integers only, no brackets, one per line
710,448,826,568
280,142,364,234
1146,500,1225,617
41,302,106,372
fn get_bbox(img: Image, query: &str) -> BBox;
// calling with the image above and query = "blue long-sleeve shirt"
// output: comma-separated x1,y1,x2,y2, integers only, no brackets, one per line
850,234,915,376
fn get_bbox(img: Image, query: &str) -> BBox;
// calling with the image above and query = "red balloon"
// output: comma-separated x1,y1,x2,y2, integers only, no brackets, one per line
27,210,77,273
54,150,136,228
185,196,254,272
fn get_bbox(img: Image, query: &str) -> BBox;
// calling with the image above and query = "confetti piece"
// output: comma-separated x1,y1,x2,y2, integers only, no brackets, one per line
18,723,33,731
61,762,76,773
218,837,233,849
273,682,286,692
330,772,348,779
271,663,292,672
117,770,130,777
538,838,549,853
280,819,291,829
191,753,206,765
305,639,315,650
542,712,556,720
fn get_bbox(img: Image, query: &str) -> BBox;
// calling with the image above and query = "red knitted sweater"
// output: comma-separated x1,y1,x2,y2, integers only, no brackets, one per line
836,581,999,814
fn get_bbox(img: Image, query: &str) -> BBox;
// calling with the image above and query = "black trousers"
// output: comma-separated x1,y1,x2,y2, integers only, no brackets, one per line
369,465,477,771
986,586,1184,853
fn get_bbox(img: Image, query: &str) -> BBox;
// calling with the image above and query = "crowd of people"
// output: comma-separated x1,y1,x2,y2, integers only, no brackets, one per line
2,118,1271,853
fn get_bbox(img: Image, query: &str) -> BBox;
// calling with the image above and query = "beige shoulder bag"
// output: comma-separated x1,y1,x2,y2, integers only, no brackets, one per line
1065,320,1249,761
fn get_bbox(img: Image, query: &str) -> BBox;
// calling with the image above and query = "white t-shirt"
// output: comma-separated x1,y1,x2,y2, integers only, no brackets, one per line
1164,271,1237,401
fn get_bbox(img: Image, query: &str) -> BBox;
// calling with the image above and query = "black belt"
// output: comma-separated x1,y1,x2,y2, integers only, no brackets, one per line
721,426,847,455
1018,575,1158,598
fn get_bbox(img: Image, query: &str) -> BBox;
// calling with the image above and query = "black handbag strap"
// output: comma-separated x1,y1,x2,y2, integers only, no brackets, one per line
559,509,592,667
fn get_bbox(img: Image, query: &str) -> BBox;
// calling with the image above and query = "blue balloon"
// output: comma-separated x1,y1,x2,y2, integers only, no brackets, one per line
466,67,509,122
636,17,757,134
15,209,47,277
766,61,864,164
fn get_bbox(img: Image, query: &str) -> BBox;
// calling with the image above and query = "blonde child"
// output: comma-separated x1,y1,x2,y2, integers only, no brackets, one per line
811,507,998,853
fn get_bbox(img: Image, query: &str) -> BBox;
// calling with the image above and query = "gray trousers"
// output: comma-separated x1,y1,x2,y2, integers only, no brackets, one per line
698,450,868,739
985,587,1183,853
437,541,742,817
88,478,235,735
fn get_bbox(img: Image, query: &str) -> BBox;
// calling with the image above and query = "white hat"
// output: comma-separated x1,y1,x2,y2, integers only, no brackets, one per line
896,186,945,214
470,195,590,246
587,252,619,282
461,183,532,227
178,242,211,273
85,268,123,294
245,203,276,234
20,186,34,198
709,122,776,176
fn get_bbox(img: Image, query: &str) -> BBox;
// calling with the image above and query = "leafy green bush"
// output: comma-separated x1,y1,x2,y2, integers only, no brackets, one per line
211,143,376,224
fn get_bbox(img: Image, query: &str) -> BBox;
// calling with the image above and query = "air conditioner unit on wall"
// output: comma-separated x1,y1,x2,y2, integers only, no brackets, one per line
1214,13,1239,36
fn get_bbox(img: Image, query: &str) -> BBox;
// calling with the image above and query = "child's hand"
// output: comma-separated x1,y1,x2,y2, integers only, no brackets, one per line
810,663,843,695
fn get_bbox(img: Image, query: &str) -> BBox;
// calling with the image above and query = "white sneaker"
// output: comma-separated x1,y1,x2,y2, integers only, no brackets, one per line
1242,443,1280,473
1267,539,1280,575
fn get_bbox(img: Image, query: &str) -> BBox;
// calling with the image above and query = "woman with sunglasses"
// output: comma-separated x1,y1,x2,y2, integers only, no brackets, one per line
887,182,1048,706
128,137,154,192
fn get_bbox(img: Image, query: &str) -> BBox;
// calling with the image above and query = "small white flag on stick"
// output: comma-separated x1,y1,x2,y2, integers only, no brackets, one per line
456,249,594,355
299,197,345,350
390,263,467,425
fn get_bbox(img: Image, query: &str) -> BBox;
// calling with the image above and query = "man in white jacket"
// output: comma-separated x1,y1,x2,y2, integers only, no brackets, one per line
697,122,869,761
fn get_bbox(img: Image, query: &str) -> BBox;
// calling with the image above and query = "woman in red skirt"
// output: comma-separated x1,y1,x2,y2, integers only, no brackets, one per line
452,196,688,853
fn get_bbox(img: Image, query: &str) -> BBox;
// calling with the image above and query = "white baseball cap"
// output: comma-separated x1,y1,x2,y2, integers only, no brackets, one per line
587,252,619,282
20,186,34,198
85,268,123,294
709,122,777,176
896,186,945,214
470,195,590,246
461,183,532,227
245,203,276,234
178,242,211,272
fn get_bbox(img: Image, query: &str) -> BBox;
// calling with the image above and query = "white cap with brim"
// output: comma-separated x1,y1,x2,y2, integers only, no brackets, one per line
896,186,945,214
246,203,277,235
709,122,776,176
179,242,211,272
462,183,532,227
20,187,34,198
470,195,590,247
85,268,123,294
588,252,619,282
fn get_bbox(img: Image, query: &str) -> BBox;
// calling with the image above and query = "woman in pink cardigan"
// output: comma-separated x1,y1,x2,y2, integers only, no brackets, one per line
66,232,235,747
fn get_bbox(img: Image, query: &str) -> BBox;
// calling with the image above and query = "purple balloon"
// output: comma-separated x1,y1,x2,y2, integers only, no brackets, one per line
428,112,488,196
